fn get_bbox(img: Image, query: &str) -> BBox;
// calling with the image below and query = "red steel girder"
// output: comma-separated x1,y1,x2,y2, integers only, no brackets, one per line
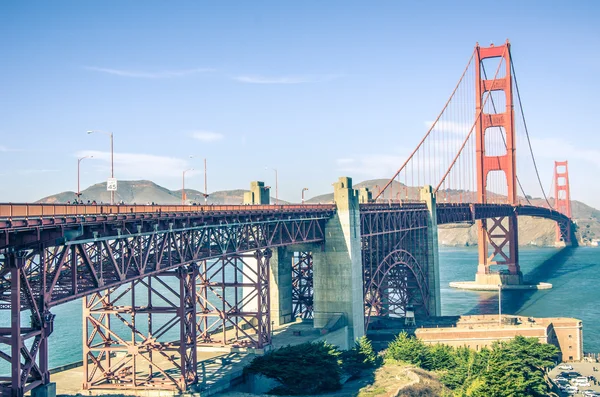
82,266,197,391
291,252,313,319
0,214,329,310
197,249,271,349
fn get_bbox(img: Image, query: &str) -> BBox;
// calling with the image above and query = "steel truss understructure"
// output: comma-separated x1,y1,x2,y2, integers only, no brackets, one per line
291,252,313,319
359,204,431,329
0,207,332,396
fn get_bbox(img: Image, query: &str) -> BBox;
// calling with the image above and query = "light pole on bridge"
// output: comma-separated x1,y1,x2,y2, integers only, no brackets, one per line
301,187,308,204
190,156,209,204
77,155,93,201
265,167,278,204
87,130,115,205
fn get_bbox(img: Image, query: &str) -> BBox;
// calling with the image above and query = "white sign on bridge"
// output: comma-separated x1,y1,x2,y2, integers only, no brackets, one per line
107,178,118,191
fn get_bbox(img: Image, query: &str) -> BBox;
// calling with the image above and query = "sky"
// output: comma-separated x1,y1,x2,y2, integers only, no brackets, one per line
1,1,599,207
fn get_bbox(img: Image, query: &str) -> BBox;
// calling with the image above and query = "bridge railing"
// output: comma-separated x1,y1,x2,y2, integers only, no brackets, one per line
0,203,335,219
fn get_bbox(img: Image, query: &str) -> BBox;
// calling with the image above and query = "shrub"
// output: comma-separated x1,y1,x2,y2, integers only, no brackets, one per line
429,343,456,371
385,332,433,370
245,341,342,395
342,336,379,377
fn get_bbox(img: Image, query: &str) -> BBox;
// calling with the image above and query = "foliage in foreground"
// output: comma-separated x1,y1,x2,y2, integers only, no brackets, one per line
342,336,379,377
384,332,559,397
245,341,342,395
245,337,380,395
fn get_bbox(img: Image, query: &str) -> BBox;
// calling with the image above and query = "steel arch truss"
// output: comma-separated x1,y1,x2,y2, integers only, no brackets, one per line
364,249,430,328
359,204,431,330
82,266,197,391
197,250,271,349
291,252,313,319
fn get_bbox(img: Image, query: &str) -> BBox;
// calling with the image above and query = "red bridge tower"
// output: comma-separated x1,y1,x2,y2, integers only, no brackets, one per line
475,41,521,285
553,160,572,245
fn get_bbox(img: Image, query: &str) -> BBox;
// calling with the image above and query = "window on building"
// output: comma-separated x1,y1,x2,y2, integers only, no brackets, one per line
569,334,572,339
569,346,573,350
569,356,573,361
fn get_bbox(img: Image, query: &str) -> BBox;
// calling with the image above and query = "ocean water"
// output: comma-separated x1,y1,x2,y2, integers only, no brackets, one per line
0,246,598,376
440,246,600,352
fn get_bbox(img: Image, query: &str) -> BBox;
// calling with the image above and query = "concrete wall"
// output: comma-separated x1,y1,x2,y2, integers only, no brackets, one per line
415,315,583,361
315,326,351,351
243,181,270,204
551,318,583,362
313,177,364,348
269,247,293,326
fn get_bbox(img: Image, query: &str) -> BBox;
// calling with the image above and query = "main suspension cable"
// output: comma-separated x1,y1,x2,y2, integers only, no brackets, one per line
435,46,508,193
509,47,553,209
374,50,476,201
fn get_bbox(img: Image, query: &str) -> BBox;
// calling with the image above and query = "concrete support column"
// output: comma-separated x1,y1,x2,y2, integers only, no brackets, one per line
420,186,441,316
313,177,364,349
269,247,293,326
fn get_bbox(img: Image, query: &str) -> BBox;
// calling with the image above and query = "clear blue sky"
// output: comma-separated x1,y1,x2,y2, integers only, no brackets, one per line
1,1,599,207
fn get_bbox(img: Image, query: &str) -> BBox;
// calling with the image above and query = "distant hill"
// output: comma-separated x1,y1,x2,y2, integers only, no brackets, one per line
36,180,286,205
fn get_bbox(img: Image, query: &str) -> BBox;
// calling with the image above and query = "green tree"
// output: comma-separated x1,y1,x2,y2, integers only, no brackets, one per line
430,343,456,371
482,337,558,397
245,341,342,395
342,336,379,377
385,332,433,370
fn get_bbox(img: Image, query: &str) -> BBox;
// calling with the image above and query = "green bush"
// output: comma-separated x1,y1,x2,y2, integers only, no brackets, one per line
342,336,379,377
385,331,433,370
245,341,342,395
429,343,456,371
385,333,559,397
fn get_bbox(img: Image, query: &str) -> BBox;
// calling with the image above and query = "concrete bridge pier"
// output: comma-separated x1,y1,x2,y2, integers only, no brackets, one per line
420,186,441,316
269,247,294,326
312,177,364,350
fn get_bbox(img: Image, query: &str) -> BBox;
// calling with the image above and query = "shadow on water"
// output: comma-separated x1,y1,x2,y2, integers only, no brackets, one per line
464,247,585,315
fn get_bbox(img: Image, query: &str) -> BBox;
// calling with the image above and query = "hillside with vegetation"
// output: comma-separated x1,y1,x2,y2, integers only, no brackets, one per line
225,334,558,397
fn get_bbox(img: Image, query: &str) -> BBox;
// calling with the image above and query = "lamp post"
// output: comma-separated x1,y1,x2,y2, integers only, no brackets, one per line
182,168,194,205
87,130,114,204
301,187,308,204
265,167,278,204
77,155,93,201
498,284,502,326
190,156,209,204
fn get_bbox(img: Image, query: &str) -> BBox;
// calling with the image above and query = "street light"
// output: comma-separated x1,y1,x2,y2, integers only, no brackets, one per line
77,155,93,201
301,187,309,204
182,168,194,205
87,130,114,205
498,284,502,326
190,156,209,204
265,167,278,204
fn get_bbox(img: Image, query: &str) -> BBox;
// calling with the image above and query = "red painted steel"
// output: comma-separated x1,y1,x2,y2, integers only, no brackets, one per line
474,41,520,277
553,161,572,243
291,251,313,319
0,203,334,220
197,250,271,349
360,204,431,330
82,266,198,391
